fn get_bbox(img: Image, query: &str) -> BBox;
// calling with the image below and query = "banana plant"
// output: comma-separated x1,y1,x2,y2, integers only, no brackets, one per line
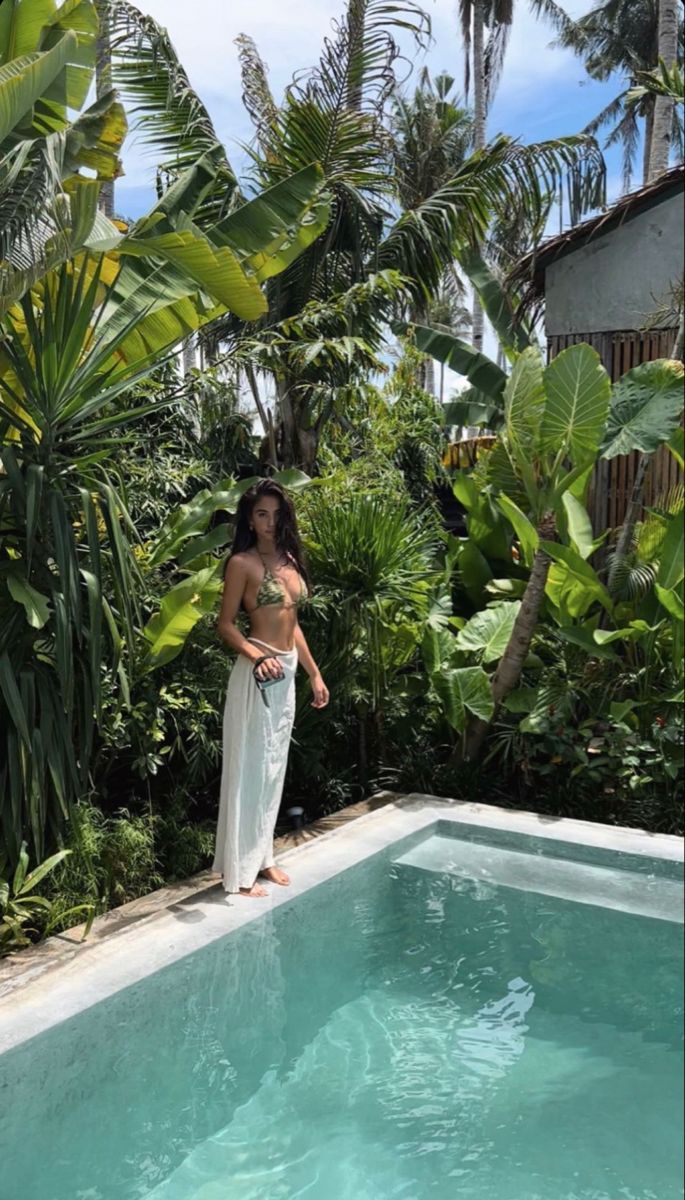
443,345,684,760
0,155,330,867
0,0,127,310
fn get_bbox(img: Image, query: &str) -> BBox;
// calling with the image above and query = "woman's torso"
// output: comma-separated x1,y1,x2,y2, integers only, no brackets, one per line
239,549,308,652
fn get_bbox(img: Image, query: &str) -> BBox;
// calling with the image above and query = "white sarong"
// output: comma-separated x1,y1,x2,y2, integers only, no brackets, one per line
212,637,298,893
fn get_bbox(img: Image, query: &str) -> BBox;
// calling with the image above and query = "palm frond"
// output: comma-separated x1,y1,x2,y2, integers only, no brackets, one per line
602,101,641,193
484,20,512,109
289,1,430,119
379,134,606,303
106,0,238,221
235,33,279,159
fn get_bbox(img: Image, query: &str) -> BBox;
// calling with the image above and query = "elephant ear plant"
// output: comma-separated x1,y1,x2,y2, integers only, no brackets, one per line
422,342,684,761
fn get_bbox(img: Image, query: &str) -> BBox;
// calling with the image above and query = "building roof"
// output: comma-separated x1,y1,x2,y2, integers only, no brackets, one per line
514,164,684,300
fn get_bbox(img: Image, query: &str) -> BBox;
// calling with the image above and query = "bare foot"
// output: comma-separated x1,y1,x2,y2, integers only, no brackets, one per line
259,866,291,886
238,882,269,898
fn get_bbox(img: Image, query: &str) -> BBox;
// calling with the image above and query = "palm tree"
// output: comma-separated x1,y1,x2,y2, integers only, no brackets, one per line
93,0,602,470
212,3,603,468
389,70,475,392
554,0,684,190
458,0,576,346
302,493,441,788
649,0,681,177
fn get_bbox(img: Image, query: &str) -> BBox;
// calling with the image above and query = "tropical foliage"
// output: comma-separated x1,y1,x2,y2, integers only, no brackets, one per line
0,0,683,959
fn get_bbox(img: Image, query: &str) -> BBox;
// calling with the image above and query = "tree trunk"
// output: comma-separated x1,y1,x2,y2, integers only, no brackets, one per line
648,0,679,180
642,95,656,185
460,513,556,762
277,377,298,468
606,454,650,596
358,709,368,795
471,0,487,353
414,303,435,394
374,707,387,767
472,1,487,154
673,309,684,362
275,379,322,472
182,334,197,377
95,0,115,217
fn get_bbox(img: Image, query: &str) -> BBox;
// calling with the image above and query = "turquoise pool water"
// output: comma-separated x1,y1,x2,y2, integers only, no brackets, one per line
0,823,683,1200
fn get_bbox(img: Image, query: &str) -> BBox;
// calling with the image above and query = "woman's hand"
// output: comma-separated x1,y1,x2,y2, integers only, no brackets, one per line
254,655,285,681
310,673,330,709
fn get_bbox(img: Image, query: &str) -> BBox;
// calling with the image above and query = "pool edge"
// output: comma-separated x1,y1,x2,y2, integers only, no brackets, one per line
0,793,682,1054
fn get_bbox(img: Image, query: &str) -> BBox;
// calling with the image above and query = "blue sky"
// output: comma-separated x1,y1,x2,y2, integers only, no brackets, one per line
116,0,628,222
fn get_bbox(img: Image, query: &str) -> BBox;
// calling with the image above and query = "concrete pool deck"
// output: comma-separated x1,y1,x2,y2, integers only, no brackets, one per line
0,792,682,1054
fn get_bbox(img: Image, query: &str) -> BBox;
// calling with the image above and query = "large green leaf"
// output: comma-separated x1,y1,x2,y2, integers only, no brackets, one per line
6,569,50,629
212,164,331,281
421,627,463,675
543,542,612,619
561,492,595,560
496,494,539,568
541,343,611,466
557,626,621,662
504,346,545,456
433,665,495,732
601,360,685,459
147,479,248,569
457,244,532,358
456,600,522,663
400,323,507,404
0,34,76,144
453,539,493,606
143,566,224,671
655,584,684,621
98,159,331,360
120,228,267,321
656,512,685,590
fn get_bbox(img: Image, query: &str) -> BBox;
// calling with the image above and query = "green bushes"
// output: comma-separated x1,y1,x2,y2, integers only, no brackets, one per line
2,334,683,953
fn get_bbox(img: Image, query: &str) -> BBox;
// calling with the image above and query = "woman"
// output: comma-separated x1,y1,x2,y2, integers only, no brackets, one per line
213,479,329,898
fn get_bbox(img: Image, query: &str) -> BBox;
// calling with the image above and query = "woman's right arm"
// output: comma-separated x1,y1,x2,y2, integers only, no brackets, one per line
218,556,285,681
217,556,262,663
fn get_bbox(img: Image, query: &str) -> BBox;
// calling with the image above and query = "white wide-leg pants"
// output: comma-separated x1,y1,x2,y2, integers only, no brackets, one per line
212,637,298,893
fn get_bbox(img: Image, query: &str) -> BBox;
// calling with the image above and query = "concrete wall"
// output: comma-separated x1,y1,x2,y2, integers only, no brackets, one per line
545,190,684,336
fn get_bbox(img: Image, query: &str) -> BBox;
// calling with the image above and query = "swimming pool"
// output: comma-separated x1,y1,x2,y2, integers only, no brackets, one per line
0,802,683,1199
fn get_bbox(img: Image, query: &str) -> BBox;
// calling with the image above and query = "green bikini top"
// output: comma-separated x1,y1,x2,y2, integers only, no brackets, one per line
247,550,309,614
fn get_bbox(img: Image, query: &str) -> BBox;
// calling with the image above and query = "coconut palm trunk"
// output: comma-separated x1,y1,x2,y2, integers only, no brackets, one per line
642,95,656,183
415,303,436,394
95,0,115,217
648,0,679,179
471,0,487,354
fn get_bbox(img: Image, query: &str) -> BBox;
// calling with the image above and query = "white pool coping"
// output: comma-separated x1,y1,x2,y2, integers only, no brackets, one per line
0,794,682,1055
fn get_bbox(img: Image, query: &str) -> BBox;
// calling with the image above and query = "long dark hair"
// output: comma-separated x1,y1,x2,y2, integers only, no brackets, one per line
230,479,311,589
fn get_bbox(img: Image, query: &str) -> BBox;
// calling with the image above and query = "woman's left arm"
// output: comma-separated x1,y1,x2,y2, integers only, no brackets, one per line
294,623,330,709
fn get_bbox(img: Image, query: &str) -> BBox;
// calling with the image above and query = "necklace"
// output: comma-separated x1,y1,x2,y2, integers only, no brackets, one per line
257,547,289,573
